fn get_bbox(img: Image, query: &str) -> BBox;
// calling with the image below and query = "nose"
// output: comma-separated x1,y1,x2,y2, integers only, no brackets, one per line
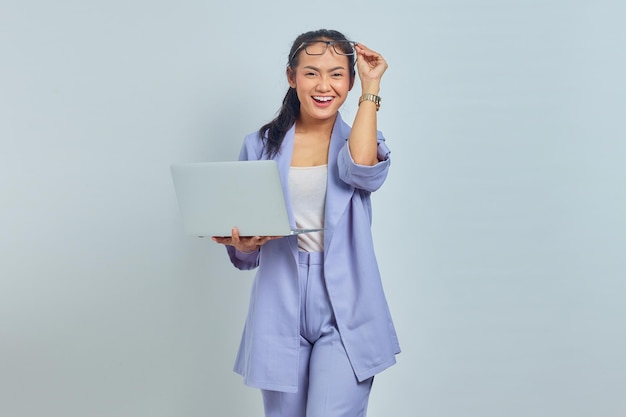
316,75,331,92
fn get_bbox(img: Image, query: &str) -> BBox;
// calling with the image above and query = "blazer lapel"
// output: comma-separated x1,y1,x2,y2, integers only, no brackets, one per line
324,115,354,249
273,124,299,254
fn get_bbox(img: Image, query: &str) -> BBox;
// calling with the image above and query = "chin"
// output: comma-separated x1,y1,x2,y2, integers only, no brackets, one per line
310,105,341,118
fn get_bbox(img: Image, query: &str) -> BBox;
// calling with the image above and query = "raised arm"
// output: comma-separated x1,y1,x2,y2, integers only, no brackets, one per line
348,43,388,166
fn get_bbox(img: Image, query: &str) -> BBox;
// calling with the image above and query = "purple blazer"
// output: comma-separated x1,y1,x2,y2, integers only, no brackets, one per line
226,114,400,393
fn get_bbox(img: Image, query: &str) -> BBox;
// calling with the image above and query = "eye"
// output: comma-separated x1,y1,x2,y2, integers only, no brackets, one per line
332,72,344,78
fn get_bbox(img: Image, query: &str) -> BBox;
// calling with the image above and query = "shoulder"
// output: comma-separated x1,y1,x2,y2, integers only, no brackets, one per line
239,130,266,160
244,130,264,146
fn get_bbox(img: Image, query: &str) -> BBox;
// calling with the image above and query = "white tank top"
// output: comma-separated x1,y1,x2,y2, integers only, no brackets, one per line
288,165,327,252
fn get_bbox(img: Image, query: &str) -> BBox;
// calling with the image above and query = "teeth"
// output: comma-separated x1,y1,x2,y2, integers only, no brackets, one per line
313,96,333,102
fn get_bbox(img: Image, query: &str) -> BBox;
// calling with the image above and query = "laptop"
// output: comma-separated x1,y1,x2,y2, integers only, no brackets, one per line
170,160,323,237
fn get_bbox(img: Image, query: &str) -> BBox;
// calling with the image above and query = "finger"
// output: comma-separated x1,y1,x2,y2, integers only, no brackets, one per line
356,44,380,58
211,236,232,245
253,236,281,246
231,227,241,244
356,53,381,71
355,43,371,52
362,53,383,65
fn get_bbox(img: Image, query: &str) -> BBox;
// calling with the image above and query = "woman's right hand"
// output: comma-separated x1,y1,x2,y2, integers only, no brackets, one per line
211,227,280,253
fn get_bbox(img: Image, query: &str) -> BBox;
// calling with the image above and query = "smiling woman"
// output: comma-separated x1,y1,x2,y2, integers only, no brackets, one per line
211,28,398,417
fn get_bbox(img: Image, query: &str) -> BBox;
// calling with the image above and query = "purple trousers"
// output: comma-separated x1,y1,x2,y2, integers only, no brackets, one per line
261,251,374,417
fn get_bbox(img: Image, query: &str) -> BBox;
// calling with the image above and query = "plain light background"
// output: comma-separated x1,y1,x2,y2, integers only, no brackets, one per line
1,0,625,416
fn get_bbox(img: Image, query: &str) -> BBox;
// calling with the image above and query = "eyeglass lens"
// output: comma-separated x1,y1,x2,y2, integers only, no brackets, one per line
304,41,355,56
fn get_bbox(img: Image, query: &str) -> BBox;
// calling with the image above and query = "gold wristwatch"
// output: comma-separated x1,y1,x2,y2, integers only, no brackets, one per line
358,93,381,111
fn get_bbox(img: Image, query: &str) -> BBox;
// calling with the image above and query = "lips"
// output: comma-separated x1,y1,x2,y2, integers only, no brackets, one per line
312,96,334,106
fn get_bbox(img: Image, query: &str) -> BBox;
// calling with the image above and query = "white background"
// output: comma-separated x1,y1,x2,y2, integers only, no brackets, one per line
1,0,625,416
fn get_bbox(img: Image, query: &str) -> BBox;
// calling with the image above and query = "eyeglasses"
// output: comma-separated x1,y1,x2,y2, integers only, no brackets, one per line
289,40,357,64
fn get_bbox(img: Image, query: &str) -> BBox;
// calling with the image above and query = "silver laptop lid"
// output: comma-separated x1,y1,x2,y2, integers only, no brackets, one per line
171,160,294,237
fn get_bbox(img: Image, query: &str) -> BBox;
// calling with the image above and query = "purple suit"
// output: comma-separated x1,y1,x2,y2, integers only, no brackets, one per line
226,114,400,393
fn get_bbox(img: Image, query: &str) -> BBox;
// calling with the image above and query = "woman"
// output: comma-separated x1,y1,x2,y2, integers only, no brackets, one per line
212,29,400,417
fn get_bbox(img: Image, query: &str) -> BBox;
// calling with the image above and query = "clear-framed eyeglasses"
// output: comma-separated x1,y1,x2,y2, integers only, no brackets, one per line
289,40,357,64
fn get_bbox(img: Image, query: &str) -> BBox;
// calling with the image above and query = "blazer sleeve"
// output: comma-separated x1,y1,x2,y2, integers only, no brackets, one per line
226,246,260,270
337,132,391,192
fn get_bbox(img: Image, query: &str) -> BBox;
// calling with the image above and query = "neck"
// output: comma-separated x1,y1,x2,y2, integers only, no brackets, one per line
295,112,337,137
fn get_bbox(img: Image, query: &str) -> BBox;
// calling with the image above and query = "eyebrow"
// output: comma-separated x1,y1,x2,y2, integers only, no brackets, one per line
303,65,347,72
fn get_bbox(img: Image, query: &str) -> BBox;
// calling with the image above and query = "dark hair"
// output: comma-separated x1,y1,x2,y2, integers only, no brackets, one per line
259,29,356,158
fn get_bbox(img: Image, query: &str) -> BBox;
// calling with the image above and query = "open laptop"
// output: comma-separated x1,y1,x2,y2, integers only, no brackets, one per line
170,160,323,237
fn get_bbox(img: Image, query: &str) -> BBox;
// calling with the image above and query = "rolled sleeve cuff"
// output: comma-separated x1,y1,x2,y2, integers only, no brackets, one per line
235,248,259,261
338,142,390,192
226,246,260,270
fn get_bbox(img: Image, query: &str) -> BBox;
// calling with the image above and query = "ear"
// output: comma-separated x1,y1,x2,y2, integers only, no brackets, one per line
286,67,296,88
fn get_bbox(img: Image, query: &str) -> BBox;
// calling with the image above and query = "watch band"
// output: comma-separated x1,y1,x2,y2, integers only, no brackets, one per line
358,93,381,111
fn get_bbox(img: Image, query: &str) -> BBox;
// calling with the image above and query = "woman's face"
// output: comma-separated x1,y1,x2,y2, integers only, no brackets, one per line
287,43,354,123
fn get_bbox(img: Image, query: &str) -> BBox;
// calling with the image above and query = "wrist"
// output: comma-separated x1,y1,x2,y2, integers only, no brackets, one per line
360,81,380,96
358,93,381,111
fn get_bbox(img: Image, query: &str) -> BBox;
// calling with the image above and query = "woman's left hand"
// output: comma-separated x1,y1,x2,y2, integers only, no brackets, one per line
355,43,388,92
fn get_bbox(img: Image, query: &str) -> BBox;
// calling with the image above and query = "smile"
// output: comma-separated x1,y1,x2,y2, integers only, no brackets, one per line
312,96,334,103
